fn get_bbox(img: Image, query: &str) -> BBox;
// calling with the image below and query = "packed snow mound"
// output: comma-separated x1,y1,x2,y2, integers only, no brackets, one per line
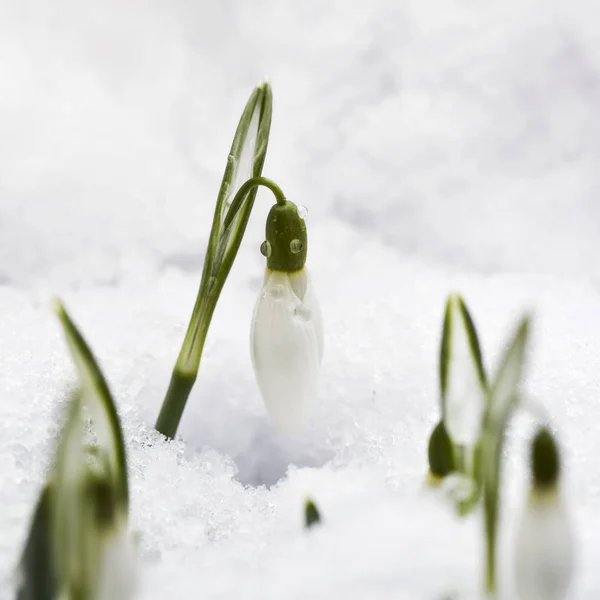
2,224,600,597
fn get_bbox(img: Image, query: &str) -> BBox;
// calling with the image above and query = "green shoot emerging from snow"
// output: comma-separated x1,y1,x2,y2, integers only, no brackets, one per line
16,301,134,600
304,498,321,529
155,82,273,439
481,316,530,596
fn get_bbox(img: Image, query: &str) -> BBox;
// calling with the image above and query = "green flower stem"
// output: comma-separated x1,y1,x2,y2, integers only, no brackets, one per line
155,372,198,441
483,434,499,595
155,177,288,439
223,176,286,229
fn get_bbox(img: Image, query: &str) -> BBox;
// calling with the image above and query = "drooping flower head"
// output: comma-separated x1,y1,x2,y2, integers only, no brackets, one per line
514,426,574,600
251,196,323,437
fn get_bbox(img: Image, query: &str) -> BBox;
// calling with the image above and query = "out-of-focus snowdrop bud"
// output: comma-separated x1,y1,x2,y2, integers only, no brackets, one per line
427,420,455,485
440,294,487,465
514,427,574,600
16,302,137,600
250,198,323,436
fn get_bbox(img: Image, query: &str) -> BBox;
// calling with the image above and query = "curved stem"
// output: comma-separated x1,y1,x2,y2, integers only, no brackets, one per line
224,176,286,230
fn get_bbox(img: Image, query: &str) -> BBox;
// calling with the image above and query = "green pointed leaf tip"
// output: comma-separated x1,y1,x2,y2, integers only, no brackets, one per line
439,297,453,407
439,294,487,450
439,294,486,405
52,299,129,510
427,420,454,478
531,426,560,487
456,296,486,388
305,498,321,529
486,316,531,430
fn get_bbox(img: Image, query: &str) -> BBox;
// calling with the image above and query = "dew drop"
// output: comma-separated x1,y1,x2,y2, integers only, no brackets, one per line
260,240,272,258
297,205,308,219
290,239,303,254
269,284,285,299
294,304,311,322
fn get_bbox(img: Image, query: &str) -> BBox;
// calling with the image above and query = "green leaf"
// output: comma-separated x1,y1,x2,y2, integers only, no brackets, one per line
439,294,487,445
156,81,273,440
53,299,128,510
481,315,530,594
178,82,273,377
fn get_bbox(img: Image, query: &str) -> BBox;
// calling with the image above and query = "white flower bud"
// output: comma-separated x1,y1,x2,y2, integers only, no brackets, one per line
250,267,323,436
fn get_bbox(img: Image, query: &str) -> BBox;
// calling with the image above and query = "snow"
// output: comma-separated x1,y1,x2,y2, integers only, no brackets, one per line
2,0,600,598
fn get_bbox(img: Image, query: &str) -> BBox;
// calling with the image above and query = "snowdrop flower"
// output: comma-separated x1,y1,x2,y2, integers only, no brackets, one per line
514,427,574,600
251,197,323,436
17,303,137,600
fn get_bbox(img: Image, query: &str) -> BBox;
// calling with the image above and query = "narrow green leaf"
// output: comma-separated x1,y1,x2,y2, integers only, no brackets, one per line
457,297,487,389
481,315,530,595
177,82,273,377
156,82,273,439
53,299,128,510
440,294,487,449
439,297,453,407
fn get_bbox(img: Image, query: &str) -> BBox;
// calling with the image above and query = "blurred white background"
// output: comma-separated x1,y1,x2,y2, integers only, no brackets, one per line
2,0,599,289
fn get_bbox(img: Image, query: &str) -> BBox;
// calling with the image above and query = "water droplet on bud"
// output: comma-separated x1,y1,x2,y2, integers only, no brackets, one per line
260,240,272,258
297,205,308,219
290,239,303,254
294,304,311,321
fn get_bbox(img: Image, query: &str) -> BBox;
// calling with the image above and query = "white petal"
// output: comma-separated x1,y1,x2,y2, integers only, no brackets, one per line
97,527,138,600
288,269,324,363
251,268,322,436
514,490,574,600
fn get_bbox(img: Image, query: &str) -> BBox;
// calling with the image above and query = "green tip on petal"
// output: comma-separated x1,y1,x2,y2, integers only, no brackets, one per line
304,498,321,529
264,200,308,272
428,420,454,478
531,426,560,488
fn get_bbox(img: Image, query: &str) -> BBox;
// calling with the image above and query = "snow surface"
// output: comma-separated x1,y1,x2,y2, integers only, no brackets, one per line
1,0,600,598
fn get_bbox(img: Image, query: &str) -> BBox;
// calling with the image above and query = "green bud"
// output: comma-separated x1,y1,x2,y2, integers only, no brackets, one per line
304,498,321,529
428,420,454,478
264,200,307,272
531,426,560,488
